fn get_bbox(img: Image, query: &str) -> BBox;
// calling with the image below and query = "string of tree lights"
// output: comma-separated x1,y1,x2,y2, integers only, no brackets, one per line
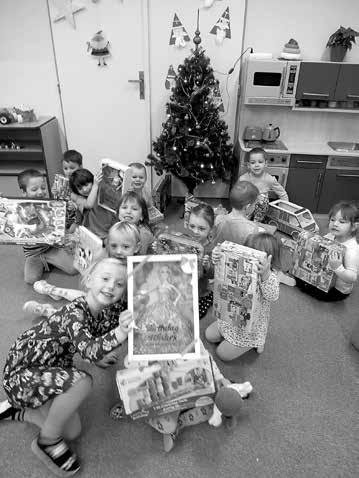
147,10,234,195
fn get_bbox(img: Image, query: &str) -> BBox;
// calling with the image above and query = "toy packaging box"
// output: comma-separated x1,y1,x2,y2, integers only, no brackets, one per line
148,206,164,226
51,174,70,200
155,231,204,258
73,226,105,274
98,158,128,214
291,231,345,292
213,241,266,332
116,357,216,420
152,174,171,213
0,198,66,245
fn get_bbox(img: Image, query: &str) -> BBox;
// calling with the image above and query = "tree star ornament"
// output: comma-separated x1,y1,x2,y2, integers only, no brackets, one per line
52,0,86,29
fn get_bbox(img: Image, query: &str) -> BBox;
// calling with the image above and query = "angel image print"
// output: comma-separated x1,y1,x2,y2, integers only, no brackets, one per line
87,30,110,66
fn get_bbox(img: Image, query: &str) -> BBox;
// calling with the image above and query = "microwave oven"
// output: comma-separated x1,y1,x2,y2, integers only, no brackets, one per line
243,58,301,106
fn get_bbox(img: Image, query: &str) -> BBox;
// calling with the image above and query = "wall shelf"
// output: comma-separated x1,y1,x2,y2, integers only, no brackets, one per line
292,107,359,114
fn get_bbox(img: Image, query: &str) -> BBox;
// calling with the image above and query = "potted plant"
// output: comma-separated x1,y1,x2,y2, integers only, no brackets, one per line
326,26,359,62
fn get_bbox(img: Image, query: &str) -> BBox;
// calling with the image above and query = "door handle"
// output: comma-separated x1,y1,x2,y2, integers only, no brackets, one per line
296,160,324,165
315,172,324,196
336,174,359,178
346,94,359,99
128,71,145,100
303,92,329,97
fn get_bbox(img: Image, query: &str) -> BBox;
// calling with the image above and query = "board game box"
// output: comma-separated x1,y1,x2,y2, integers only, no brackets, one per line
0,198,66,245
155,231,204,258
213,241,267,332
291,231,345,292
51,174,70,200
73,226,105,274
98,158,128,213
115,356,216,420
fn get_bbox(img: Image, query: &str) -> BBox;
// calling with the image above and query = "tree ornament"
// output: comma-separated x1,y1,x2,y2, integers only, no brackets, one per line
173,146,177,151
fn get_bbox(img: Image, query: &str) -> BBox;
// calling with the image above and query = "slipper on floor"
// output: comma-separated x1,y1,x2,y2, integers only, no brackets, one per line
31,436,80,477
33,280,62,301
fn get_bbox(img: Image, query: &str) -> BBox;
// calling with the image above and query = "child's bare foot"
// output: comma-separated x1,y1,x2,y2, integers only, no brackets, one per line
163,433,175,452
23,301,58,319
33,280,62,300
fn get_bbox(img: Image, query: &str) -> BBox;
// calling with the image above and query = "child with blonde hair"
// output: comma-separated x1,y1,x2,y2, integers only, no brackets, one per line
123,162,153,208
1,258,132,477
206,232,280,360
296,201,359,301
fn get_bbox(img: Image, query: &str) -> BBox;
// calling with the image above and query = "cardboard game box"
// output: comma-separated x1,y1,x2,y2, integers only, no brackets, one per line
213,241,266,332
291,231,345,292
155,231,204,258
51,174,70,200
152,174,171,213
0,198,66,245
116,357,216,420
73,226,105,273
98,158,128,214
148,206,164,226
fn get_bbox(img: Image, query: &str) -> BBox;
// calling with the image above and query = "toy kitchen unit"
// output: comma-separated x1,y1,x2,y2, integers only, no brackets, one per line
235,54,359,214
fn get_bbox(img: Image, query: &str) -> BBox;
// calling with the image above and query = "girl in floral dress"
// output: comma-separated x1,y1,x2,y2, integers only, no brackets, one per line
205,232,280,361
1,258,132,477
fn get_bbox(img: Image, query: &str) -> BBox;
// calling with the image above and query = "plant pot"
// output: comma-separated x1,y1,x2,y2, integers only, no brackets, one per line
330,45,347,62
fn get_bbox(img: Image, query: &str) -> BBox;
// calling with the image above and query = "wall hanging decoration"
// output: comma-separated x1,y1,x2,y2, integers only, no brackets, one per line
147,10,234,194
165,65,177,90
169,14,190,48
87,31,111,66
211,84,225,112
52,0,86,29
210,7,231,45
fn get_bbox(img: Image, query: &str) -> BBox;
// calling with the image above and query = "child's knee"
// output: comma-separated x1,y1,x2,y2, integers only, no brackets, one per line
205,322,221,343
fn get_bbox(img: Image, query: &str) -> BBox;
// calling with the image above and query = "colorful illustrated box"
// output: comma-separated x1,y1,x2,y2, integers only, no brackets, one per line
51,174,70,200
127,254,200,362
0,198,66,245
98,158,128,213
116,357,215,420
73,226,105,274
148,206,164,226
291,231,345,292
152,173,171,213
213,241,266,332
155,231,204,258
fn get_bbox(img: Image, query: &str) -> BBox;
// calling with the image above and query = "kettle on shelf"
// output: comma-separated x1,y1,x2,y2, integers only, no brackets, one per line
262,123,280,142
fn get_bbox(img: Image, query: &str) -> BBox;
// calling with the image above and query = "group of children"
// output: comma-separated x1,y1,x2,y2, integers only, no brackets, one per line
1,146,359,476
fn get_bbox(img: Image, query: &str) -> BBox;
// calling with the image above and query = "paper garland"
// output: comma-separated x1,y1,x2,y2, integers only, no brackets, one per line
210,6,231,44
169,13,190,48
165,65,177,90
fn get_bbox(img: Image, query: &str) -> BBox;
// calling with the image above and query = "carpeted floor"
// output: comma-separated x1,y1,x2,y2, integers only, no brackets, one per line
0,204,358,478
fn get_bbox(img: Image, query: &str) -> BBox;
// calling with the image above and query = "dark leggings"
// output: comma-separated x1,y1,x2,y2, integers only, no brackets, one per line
296,278,350,302
199,291,213,319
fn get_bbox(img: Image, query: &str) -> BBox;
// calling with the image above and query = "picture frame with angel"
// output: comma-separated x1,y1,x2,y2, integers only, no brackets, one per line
98,158,128,214
127,254,200,361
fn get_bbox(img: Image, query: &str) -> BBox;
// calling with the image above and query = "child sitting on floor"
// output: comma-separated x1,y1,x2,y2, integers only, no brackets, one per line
0,258,132,477
206,232,280,361
296,201,359,301
17,169,78,284
239,147,289,222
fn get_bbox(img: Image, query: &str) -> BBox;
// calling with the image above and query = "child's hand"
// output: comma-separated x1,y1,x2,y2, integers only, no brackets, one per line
256,254,272,281
328,250,342,271
94,171,103,185
211,246,222,265
118,310,133,334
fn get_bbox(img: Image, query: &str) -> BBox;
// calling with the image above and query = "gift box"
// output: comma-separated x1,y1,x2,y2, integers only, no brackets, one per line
213,241,266,332
0,198,66,245
148,206,164,226
291,231,345,292
155,231,204,257
152,173,171,213
116,357,216,420
73,226,105,273
51,174,70,200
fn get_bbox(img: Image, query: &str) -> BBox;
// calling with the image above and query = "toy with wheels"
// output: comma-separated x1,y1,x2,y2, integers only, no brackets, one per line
0,109,15,125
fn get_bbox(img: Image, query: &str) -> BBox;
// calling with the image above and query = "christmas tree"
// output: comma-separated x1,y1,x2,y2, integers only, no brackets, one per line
147,17,234,194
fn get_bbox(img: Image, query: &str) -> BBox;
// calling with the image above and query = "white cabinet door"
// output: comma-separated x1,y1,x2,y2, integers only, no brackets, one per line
48,0,151,173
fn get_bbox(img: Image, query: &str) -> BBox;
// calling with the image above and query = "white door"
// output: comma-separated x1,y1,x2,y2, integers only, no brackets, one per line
48,0,151,173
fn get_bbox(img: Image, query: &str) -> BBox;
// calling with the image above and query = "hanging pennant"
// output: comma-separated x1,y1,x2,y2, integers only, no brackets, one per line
87,31,111,66
210,7,231,44
169,13,190,48
52,0,86,29
211,84,225,112
165,65,177,90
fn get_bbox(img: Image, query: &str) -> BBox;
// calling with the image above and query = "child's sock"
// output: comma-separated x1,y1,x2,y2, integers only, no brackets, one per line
0,400,24,421
33,280,62,301
23,301,58,319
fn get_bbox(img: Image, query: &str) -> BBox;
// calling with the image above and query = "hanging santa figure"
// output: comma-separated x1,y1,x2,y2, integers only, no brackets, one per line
87,30,110,66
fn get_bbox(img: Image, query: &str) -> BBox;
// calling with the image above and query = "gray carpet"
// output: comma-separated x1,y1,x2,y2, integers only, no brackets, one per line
0,208,358,478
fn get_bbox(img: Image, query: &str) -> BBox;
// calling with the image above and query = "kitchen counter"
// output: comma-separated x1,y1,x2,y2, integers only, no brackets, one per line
238,138,359,157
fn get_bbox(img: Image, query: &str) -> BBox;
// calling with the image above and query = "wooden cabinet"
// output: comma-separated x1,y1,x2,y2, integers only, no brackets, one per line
0,117,62,197
295,62,341,101
286,155,327,212
334,64,359,102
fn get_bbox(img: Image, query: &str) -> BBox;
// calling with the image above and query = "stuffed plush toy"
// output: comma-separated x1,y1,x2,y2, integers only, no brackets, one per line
208,382,253,428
